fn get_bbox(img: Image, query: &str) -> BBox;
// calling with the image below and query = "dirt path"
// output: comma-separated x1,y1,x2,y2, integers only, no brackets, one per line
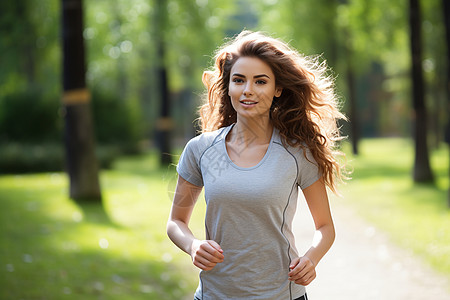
293,195,450,299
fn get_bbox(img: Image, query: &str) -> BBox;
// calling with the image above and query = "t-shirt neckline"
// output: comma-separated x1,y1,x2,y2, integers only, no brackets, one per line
222,123,276,171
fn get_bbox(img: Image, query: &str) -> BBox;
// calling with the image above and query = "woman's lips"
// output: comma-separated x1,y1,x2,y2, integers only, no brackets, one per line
240,100,258,106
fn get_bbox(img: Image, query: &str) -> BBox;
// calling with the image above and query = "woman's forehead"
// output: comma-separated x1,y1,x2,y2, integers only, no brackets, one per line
230,57,274,78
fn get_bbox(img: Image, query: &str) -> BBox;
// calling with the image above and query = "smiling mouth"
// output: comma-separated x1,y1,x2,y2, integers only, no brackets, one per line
240,100,258,105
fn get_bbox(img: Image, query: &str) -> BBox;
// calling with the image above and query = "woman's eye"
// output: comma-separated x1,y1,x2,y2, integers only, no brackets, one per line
232,78,244,83
256,80,266,85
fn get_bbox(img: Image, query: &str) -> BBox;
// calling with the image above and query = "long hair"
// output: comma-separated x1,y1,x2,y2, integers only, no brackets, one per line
199,31,347,193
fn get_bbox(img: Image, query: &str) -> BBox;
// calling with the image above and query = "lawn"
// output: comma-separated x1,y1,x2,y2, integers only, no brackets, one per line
0,139,448,299
340,138,450,277
0,152,205,300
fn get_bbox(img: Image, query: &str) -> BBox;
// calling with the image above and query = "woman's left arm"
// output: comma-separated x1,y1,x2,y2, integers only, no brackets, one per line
288,178,335,286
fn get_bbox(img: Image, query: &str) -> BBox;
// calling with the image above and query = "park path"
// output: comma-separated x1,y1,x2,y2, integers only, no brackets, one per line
292,195,450,300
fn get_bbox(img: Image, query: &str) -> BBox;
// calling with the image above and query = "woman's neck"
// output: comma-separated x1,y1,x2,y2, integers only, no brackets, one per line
229,116,273,147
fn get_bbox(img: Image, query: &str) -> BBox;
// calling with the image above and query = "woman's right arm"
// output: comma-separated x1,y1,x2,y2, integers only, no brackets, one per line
167,175,224,271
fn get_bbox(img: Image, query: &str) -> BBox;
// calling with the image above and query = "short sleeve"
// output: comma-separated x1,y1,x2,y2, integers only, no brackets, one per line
297,147,321,190
177,138,204,187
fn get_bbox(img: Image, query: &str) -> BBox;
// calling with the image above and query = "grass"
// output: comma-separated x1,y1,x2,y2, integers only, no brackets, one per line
0,152,206,300
0,139,448,299
340,138,450,277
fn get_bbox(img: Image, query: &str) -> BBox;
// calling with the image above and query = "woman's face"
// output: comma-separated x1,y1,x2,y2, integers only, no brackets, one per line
228,56,282,121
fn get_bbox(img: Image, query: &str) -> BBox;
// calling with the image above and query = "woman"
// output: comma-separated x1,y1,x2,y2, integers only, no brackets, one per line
167,31,346,300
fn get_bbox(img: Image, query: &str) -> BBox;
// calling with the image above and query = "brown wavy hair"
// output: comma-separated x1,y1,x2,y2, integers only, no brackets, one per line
199,31,347,193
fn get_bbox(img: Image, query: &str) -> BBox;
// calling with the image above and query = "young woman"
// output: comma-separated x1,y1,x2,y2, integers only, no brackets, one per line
167,31,346,300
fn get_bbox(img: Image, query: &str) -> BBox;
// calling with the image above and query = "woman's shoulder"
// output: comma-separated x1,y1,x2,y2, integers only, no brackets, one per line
273,130,315,163
184,125,230,153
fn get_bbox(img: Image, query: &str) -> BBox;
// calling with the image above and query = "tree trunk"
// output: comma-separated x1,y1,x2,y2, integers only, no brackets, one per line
61,0,101,200
442,0,450,206
346,44,359,155
342,26,359,155
154,0,172,165
409,0,434,182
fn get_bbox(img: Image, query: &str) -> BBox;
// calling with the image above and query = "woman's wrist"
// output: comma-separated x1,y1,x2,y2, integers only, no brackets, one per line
188,238,199,257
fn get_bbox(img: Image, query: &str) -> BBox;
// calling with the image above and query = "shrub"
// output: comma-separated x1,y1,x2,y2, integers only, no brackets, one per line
0,88,61,142
0,143,120,174
91,89,143,153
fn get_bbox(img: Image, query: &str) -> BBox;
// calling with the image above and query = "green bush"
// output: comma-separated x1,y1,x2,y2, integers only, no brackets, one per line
0,86,143,147
0,87,61,142
0,86,145,173
91,89,143,153
0,143,120,174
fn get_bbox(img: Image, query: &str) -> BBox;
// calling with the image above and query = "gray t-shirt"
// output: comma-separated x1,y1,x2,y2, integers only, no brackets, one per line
177,124,320,300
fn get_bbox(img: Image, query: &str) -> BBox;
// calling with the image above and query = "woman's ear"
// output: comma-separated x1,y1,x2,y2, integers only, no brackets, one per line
275,87,283,98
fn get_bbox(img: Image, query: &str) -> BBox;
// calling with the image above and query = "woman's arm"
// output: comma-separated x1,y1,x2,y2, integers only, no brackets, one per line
288,178,335,286
166,175,224,271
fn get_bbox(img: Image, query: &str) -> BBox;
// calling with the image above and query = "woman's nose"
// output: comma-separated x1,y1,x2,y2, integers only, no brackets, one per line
243,83,254,96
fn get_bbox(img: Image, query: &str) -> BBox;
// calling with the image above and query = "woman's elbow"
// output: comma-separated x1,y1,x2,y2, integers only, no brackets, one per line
328,223,336,246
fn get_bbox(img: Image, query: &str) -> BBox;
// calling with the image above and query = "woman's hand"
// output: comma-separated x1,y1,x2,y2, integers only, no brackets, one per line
190,239,224,271
288,256,316,286
287,178,335,286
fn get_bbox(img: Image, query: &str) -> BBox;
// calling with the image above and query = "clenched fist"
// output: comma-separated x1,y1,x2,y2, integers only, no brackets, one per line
190,239,224,271
288,256,316,286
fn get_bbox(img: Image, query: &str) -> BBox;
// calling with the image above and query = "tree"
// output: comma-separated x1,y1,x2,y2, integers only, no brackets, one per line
409,0,434,182
153,0,172,165
344,30,359,155
337,0,359,155
61,0,102,200
442,0,450,205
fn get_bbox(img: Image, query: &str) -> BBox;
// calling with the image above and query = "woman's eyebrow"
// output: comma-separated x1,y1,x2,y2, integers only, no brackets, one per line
231,73,245,78
231,73,270,79
254,74,270,79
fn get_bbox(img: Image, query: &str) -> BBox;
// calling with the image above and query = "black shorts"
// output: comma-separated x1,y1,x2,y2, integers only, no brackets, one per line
195,293,308,300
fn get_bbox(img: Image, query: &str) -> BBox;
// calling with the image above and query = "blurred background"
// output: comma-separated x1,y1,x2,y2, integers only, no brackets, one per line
0,0,449,299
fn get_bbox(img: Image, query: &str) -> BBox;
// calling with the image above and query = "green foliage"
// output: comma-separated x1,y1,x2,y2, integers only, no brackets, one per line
0,143,119,174
0,0,448,149
91,88,142,152
0,0,60,104
0,87,61,142
0,143,63,173
255,0,448,139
